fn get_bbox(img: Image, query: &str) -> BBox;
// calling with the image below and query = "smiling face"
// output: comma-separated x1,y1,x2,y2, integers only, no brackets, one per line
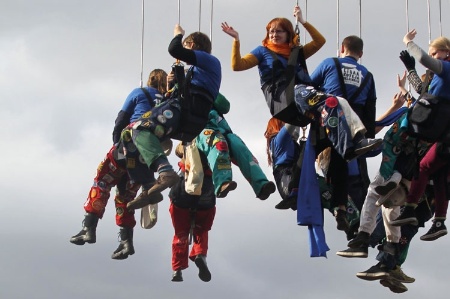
263,18,295,47
268,25,288,45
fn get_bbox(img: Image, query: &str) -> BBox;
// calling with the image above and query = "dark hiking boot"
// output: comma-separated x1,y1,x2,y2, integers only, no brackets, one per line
347,231,370,248
257,181,276,200
345,138,383,161
194,255,211,282
336,246,368,258
420,219,448,241
356,262,390,281
275,197,297,210
389,266,415,283
70,213,99,245
171,270,183,282
111,227,135,260
217,181,237,198
334,209,350,231
380,278,408,293
390,205,418,226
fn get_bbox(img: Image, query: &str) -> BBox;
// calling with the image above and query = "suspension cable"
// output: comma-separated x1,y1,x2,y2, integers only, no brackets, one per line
427,0,431,43
294,0,300,36
139,0,145,87
337,0,340,56
210,0,214,44
405,0,409,32
405,0,411,94
303,0,308,44
198,0,202,32
178,0,181,24
439,0,442,36
358,0,362,39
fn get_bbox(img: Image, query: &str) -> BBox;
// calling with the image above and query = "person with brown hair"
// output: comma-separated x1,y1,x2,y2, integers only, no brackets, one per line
124,24,222,210
69,68,168,260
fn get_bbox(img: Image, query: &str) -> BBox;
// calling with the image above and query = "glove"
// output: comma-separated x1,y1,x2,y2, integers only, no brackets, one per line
399,50,415,71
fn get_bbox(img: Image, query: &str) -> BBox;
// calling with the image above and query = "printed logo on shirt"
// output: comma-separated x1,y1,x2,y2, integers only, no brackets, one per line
341,63,362,87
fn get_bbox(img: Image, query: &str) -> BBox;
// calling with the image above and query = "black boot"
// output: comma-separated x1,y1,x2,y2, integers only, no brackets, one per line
70,213,99,245
111,227,135,260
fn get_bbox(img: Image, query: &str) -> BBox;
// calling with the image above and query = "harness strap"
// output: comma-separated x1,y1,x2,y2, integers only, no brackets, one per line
188,208,197,245
332,58,372,103
140,87,154,105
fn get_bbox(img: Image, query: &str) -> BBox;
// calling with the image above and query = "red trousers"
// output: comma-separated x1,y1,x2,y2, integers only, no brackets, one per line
169,203,216,271
83,146,140,227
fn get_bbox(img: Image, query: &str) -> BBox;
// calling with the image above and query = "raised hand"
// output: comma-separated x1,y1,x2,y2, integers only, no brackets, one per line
221,22,239,40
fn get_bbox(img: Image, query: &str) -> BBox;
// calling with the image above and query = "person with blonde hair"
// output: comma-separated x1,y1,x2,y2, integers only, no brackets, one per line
391,31,450,242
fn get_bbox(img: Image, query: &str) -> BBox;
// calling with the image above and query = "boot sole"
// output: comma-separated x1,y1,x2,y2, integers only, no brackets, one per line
69,238,96,245
390,217,418,226
420,230,448,241
217,181,237,198
111,250,135,260
195,257,211,282
356,272,389,281
336,251,368,258
380,279,408,293
257,181,276,200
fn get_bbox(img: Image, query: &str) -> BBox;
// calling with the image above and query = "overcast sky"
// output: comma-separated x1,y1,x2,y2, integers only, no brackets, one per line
1,0,449,298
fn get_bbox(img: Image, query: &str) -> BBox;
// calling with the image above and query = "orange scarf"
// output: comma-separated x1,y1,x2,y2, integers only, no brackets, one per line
265,42,292,59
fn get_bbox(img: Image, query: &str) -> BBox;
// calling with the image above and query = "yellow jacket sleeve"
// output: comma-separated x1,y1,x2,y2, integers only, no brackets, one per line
231,40,259,71
302,22,326,59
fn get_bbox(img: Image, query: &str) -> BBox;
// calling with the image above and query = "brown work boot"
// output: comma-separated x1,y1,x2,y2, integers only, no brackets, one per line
127,191,163,210
127,170,178,210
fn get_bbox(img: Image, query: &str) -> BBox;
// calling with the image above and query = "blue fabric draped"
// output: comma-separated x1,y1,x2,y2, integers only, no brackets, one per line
297,131,329,257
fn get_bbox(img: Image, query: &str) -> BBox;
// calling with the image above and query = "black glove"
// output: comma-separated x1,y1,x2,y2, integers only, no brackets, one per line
399,50,415,71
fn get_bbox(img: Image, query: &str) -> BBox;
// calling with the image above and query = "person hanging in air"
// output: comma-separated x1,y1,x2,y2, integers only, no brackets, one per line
221,5,382,163
169,142,216,283
124,24,222,210
69,69,168,260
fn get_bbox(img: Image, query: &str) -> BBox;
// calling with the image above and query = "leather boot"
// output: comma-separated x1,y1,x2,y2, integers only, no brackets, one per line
111,227,135,260
70,213,99,245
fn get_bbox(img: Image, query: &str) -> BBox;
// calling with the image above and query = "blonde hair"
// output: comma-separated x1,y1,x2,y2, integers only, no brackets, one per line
429,36,450,52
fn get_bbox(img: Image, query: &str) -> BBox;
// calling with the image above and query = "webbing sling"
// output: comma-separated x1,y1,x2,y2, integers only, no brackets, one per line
332,58,372,103
140,87,154,105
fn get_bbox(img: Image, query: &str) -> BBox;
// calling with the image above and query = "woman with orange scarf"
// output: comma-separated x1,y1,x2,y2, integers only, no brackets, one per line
221,5,382,161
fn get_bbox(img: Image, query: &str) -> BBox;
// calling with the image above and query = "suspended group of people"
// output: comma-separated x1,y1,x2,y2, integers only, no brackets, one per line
69,3,450,292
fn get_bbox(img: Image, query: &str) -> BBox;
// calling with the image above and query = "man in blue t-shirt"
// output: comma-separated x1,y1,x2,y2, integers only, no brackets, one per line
310,35,377,235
